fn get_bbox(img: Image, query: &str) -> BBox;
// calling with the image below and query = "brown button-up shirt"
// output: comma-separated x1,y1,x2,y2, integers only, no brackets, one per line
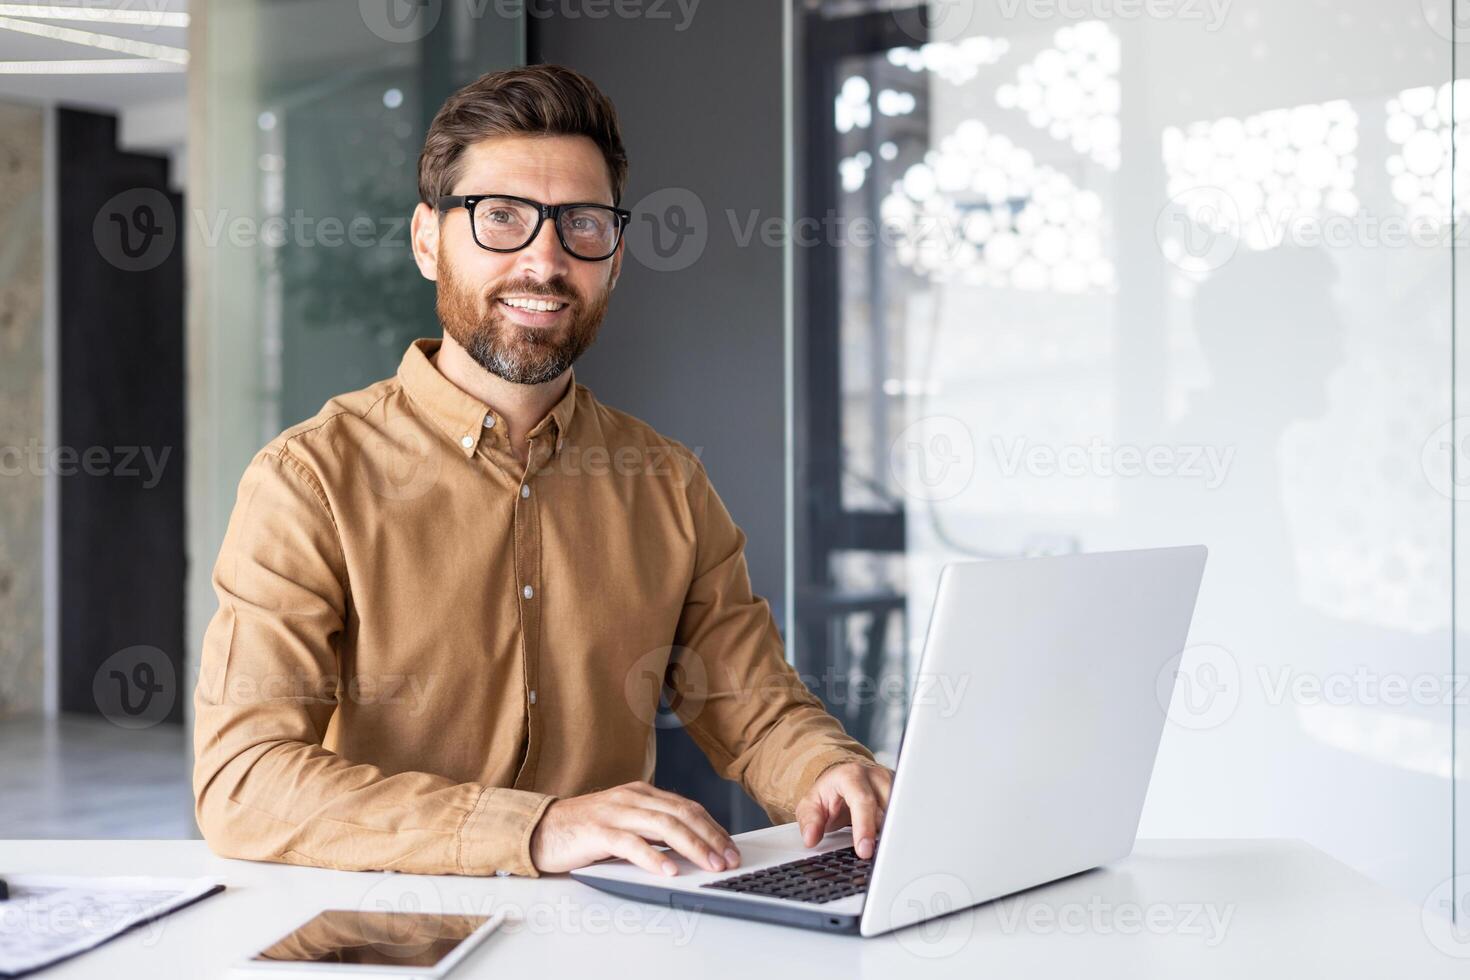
193,338,877,877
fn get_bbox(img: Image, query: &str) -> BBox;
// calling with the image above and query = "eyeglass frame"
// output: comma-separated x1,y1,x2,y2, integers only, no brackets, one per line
435,193,632,261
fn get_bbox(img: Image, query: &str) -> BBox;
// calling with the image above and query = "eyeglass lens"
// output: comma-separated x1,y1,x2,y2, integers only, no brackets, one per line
473,197,620,258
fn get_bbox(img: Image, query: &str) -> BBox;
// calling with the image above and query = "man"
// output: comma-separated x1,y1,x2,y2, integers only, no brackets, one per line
193,64,891,879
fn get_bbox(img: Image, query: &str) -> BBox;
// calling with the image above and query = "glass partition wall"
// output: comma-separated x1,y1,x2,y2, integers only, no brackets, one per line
792,0,1465,913
185,2,524,728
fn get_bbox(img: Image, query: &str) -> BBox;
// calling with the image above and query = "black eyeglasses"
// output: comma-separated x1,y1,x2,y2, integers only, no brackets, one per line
436,194,632,261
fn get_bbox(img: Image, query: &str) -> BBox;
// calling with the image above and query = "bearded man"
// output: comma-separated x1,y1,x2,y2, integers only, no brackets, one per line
192,64,891,879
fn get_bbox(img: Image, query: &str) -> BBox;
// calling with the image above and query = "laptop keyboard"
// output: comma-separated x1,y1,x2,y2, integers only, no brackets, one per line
700,845,872,905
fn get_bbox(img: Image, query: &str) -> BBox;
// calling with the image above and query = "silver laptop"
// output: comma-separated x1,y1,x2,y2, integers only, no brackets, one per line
572,545,1208,937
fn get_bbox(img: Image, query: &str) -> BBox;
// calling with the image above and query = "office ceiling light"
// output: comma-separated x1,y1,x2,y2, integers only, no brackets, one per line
0,57,182,72
881,118,1112,294
834,74,871,134
996,21,1120,171
0,13,187,63
1386,81,1466,226
886,37,1009,86
0,4,188,27
839,150,872,193
1162,99,1359,255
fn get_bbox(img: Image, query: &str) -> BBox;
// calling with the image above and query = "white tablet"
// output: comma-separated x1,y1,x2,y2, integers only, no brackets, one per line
233,908,506,979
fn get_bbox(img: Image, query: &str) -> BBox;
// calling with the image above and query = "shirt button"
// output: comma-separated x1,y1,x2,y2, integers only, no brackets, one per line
522,585,534,599
529,690,538,705
460,435,473,449
520,484,530,498
483,414,496,428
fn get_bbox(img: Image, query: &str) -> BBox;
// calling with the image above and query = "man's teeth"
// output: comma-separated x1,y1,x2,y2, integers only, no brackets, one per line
500,297,566,312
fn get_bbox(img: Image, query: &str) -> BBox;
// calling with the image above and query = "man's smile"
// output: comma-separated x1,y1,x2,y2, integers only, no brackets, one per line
497,294,571,326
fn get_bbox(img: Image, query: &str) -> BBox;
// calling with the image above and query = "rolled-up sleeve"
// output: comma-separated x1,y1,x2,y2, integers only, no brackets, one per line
668,453,881,824
192,447,554,876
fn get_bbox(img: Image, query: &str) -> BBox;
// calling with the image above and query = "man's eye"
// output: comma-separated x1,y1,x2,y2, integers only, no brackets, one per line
486,210,516,225
568,213,610,235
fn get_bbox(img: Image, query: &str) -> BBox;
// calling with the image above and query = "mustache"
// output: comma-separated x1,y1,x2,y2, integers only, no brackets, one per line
489,278,579,305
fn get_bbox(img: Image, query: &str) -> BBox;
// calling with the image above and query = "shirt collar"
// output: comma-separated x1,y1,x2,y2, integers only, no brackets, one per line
398,338,578,458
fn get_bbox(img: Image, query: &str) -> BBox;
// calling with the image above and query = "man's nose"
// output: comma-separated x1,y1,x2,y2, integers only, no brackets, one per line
518,216,572,280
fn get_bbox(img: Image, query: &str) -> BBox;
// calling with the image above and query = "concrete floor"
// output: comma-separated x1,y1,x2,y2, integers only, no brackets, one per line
0,714,197,839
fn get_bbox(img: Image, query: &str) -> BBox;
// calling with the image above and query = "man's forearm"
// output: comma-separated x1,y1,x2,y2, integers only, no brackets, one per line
729,702,882,823
193,717,555,876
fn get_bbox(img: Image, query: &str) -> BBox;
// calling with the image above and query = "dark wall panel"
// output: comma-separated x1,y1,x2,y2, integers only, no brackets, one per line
57,108,186,725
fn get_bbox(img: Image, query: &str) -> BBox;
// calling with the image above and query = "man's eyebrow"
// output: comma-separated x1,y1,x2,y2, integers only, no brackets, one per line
463,191,617,206
454,172,607,196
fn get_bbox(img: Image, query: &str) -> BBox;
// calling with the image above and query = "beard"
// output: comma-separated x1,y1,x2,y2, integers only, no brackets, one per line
435,254,609,386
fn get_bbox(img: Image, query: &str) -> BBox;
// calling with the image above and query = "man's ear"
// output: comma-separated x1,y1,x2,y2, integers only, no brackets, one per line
410,201,439,281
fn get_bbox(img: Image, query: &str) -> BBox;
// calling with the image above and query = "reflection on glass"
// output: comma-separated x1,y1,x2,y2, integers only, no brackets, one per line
1387,81,1461,223
1162,100,1359,255
997,21,1120,170
797,0,1457,907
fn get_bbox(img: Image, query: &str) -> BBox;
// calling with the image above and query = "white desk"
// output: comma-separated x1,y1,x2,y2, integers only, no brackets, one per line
0,837,1461,978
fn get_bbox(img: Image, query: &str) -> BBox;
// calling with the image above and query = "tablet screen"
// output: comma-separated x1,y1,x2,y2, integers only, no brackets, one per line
252,910,491,968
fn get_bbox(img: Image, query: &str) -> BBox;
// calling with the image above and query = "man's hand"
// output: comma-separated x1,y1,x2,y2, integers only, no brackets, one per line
529,780,741,877
795,761,894,860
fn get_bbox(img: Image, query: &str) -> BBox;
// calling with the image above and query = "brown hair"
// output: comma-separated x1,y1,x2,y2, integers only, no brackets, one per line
417,64,628,207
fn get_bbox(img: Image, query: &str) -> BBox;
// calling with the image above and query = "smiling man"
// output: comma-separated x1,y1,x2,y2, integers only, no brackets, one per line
192,65,891,879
